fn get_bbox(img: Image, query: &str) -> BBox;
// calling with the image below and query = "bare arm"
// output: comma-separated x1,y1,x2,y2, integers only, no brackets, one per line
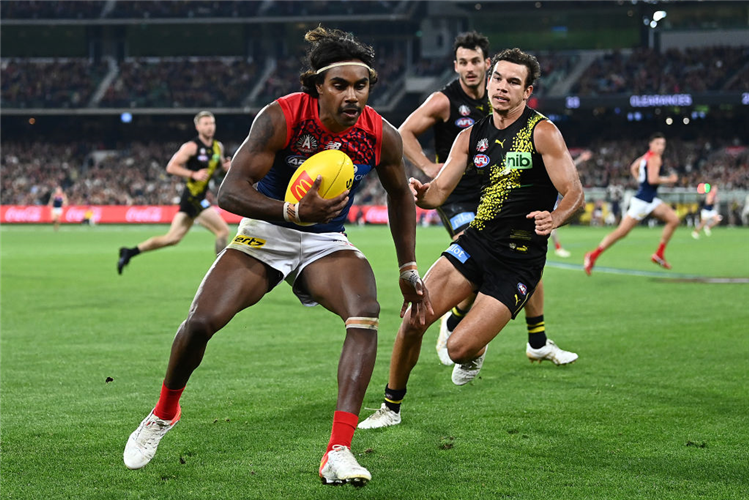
398,92,450,179
528,120,585,235
410,127,471,209
377,119,433,325
217,103,347,223
218,142,231,171
165,142,201,180
646,155,678,185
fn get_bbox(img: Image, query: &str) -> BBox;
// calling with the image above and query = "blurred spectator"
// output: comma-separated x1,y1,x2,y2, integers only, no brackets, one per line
100,57,258,108
2,59,109,108
1,1,105,19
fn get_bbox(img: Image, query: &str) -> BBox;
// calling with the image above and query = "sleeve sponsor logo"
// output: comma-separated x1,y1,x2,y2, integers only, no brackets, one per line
231,235,267,248
505,151,533,169
473,154,490,168
455,117,475,128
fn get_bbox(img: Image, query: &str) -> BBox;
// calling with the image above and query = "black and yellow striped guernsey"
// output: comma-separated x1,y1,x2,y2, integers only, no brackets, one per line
466,106,558,260
185,136,222,200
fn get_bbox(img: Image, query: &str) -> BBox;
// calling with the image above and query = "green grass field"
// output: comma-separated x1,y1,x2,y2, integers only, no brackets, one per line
2,223,748,499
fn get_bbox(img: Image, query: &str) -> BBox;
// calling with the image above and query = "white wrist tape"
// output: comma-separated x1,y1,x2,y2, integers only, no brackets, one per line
283,202,301,224
399,262,420,287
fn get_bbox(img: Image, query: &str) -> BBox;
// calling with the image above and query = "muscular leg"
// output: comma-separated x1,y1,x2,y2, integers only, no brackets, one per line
390,257,474,390
296,251,381,415
524,279,544,317
196,208,230,255
652,203,679,247
447,293,512,364
138,212,194,253
598,215,639,251
163,249,275,389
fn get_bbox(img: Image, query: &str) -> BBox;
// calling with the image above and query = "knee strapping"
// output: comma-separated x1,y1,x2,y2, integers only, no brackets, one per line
345,317,379,331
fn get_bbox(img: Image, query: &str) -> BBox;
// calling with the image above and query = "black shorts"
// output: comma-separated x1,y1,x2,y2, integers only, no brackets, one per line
441,230,544,319
436,201,480,238
179,191,210,218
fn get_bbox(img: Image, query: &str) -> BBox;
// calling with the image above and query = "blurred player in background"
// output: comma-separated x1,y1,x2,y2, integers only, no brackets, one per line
692,183,721,239
122,27,431,487
584,133,679,274
117,111,231,274
48,186,68,231
360,48,584,430
398,32,577,370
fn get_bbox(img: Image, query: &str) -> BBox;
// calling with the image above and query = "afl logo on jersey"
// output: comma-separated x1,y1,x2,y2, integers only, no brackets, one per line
197,148,209,162
473,154,490,168
455,117,475,128
296,134,318,154
458,105,471,116
476,138,488,152
286,156,307,167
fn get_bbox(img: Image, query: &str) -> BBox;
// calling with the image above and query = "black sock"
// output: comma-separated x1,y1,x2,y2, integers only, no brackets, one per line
526,314,547,349
384,385,407,414
129,246,141,257
446,305,469,331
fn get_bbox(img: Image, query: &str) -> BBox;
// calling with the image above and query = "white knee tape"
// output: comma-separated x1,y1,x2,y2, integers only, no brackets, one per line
345,317,379,331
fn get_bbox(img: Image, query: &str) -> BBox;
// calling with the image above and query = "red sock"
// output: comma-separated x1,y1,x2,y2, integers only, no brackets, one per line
153,382,184,420
590,246,604,260
656,243,666,258
326,411,359,453
554,240,562,250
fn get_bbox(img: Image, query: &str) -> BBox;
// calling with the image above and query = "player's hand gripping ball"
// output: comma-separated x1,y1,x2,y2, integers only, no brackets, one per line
284,150,355,225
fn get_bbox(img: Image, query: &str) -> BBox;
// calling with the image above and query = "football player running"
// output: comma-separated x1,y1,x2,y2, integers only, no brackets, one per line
123,27,432,487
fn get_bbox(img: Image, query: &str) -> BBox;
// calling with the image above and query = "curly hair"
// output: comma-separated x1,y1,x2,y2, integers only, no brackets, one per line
299,26,378,98
491,48,541,89
453,31,490,61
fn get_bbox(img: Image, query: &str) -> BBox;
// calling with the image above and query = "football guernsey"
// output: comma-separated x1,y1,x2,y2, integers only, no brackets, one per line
256,92,383,233
464,106,558,263
179,136,223,217
434,79,492,223
633,151,659,203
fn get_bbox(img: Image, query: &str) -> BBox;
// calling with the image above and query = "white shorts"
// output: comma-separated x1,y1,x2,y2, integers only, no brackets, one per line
700,208,719,221
226,218,363,306
52,208,62,217
626,196,663,221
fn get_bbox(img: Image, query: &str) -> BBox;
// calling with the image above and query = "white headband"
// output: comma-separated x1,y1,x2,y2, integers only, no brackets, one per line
315,61,374,76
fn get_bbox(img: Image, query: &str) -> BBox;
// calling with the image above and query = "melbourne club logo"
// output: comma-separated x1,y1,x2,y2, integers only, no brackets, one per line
296,134,318,154
476,138,489,152
473,154,490,168
458,105,471,116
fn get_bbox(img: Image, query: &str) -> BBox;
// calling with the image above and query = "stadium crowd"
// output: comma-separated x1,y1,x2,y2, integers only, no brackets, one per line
3,139,747,216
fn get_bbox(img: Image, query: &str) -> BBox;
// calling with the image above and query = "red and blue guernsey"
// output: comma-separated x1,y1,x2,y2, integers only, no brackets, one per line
633,151,659,203
256,92,383,233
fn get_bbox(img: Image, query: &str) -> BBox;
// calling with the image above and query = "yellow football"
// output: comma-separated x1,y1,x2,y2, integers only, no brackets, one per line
284,149,355,204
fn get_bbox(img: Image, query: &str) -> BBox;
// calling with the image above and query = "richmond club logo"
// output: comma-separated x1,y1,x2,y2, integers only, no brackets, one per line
476,138,488,152
458,104,471,116
296,134,318,154
473,154,490,168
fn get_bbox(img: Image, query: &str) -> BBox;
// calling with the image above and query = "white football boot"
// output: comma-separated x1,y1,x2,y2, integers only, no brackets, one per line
123,408,181,469
554,247,571,258
319,445,371,487
451,347,487,386
357,403,401,429
526,339,578,365
436,313,455,366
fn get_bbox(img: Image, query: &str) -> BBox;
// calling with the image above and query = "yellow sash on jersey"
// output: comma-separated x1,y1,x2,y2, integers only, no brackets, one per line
187,141,221,196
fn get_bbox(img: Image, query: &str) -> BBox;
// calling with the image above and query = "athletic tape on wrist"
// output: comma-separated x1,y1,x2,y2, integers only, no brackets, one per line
399,269,421,287
283,202,301,224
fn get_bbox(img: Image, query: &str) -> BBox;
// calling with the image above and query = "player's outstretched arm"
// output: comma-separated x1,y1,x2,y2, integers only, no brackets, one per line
377,120,433,326
398,92,450,179
166,141,203,180
218,103,346,223
529,120,585,235
412,128,471,209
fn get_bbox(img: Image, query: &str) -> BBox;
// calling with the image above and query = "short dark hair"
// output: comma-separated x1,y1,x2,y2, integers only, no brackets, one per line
299,26,378,98
491,48,541,89
650,132,666,142
453,31,490,61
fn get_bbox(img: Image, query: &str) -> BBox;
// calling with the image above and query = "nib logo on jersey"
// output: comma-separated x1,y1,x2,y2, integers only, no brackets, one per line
505,151,533,170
